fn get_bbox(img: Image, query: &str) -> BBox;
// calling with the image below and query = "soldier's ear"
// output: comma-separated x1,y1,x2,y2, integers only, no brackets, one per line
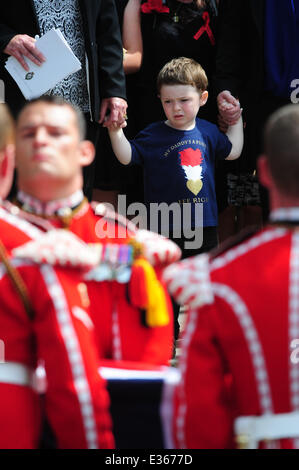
0,144,15,199
258,154,273,190
79,140,95,167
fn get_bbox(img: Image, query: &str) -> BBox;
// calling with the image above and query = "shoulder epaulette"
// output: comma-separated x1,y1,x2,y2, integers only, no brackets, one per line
163,253,214,308
12,230,100,270
91,202,137,234
209,225,260,261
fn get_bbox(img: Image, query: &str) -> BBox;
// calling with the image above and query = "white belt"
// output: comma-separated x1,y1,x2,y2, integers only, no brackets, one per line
0,361,35,387
235,412,299,449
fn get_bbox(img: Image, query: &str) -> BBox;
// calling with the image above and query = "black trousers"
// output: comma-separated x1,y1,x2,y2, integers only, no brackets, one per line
169,226,218,341
82,115,101,200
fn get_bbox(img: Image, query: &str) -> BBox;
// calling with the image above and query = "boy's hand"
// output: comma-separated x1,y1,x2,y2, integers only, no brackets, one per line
106,120,127,132
217,90,242,126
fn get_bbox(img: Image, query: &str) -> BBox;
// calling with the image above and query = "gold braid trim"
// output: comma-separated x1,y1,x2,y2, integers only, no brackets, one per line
0,239,34,320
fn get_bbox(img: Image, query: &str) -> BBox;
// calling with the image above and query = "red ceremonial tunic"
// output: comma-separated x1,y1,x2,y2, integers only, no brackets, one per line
8,197,174,365
0,210,114,449
163,222,299,449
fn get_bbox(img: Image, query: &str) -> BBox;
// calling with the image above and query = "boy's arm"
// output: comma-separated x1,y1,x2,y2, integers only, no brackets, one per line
217,91,243,161
225,116,243,161
108,127,132,165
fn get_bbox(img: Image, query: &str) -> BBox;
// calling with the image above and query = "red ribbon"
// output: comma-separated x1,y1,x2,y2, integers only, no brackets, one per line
141,0,170,14
193,11,215,45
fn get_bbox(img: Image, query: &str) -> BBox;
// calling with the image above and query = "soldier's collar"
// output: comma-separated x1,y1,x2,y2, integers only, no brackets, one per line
270,208,299,224
16,189,85,217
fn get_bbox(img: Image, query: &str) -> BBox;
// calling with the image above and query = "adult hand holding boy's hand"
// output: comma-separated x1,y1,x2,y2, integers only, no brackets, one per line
100,97,128,129
219,90,244,161
106,120,127,132
217,90,242,127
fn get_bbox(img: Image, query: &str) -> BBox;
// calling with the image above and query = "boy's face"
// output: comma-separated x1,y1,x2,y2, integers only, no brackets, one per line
160,84,208,131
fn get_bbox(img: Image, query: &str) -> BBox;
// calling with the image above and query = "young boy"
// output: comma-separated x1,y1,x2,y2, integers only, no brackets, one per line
108,57,243,257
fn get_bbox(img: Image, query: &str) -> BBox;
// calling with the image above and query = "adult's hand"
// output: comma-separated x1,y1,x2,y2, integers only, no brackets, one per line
217,90,241,126
100,97,128,128
4,34,45,71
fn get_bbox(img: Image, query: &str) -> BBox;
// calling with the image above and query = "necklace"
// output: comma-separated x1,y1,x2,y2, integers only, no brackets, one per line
171,0,199,24
172,1,184,23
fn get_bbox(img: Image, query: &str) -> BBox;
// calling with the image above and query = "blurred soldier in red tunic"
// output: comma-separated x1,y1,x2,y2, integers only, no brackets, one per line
163,104,299,449
0,104,114,449
11,96,180,365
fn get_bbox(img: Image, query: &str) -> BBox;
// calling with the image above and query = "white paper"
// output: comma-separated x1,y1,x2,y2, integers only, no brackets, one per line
5,28,82,100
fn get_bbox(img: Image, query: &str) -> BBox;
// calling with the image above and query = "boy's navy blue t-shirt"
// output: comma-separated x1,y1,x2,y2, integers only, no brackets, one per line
130,118,232,229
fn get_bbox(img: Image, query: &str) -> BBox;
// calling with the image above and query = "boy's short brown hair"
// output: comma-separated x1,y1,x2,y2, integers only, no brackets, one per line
157,57,208,94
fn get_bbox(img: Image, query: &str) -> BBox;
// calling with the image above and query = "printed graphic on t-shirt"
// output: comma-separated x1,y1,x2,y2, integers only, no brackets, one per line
179,148,204,196
130,118,232,227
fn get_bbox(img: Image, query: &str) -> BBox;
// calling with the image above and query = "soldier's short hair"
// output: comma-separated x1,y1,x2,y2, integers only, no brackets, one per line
157,57,208,95
0,104,15,151
18,95,86,140
264,104,299,198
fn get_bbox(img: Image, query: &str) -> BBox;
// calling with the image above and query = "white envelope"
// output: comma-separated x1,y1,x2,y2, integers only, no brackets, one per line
5,28,82,100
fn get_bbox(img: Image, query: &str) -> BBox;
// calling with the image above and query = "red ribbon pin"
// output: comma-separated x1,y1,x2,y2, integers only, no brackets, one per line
193,11,215,45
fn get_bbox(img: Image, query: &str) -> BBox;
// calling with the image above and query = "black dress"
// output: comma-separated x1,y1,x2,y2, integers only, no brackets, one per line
95,0,219,201
94,0,144,203
132,0,221,214
134,0,219,128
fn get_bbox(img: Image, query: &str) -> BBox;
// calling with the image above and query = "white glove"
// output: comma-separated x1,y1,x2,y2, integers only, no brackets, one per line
12,229,101,270
135,229,181,266
162,254,214,308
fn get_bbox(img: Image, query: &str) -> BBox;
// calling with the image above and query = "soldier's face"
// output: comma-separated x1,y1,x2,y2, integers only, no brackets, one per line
16,103,91,192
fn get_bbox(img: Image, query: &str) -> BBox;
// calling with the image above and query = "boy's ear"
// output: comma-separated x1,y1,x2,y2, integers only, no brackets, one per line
200,91,208,106
79,140,95,167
